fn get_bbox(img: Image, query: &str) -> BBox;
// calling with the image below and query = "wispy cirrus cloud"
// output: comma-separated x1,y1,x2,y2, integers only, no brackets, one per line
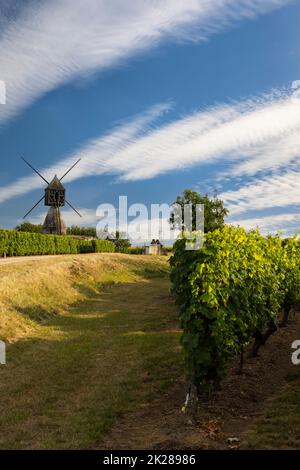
229,212,300,235
0,101,172,204
221,168,300,216
0,0,292,124
217,125,300,180
110,89,300,181
1,85,300,207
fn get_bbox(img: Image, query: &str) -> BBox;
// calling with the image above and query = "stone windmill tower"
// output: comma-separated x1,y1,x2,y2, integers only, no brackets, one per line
22,158,82,235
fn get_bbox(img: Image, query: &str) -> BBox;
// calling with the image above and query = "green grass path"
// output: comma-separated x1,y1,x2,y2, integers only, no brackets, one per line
0,266,182,449
244,369,300,449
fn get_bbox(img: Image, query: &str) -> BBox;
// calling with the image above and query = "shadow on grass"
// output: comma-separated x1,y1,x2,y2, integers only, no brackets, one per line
13,275,177,335
14,305,59,324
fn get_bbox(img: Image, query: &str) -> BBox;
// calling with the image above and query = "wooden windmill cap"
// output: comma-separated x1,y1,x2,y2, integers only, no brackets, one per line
48,175,65,190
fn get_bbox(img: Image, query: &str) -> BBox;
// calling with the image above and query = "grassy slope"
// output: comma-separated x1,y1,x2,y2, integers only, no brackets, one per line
244,368,300,449
0,254,183,449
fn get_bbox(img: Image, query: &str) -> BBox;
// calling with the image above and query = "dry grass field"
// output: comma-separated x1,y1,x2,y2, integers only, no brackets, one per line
0,254,183,449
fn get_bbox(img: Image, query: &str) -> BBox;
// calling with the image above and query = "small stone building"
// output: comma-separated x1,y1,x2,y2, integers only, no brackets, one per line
145,239,163,255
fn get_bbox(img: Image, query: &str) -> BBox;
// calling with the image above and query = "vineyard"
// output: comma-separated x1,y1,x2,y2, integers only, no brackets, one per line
0,235,300,449
0,229,115,256
170,226,300,393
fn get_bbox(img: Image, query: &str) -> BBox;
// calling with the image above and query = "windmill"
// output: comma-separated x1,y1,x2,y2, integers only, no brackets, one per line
22,158,82,235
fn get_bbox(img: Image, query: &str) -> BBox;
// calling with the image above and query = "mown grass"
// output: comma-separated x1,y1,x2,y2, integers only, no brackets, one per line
244,367,300,449
0,254,183,449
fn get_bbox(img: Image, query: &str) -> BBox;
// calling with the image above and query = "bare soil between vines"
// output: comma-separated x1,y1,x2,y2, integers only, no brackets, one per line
98,310,300,450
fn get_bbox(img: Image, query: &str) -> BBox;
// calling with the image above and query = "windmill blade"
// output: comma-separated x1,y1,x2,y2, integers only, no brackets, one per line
21,157,49,185
23,195,45,219
65,199,82,217
59,158,81,182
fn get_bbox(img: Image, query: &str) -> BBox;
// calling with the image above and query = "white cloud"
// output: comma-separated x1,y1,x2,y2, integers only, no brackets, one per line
28,207,178,243
0,0,291,123
217,127,300,179
221,168,300,216
2,87,300,225
119,216,179,243
113,90,300,181
229,212,300,235
28,207,98,228
0,101,172,204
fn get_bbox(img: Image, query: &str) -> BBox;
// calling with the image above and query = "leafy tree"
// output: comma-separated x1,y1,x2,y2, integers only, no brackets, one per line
67,225,97,237
110,231,131,253
170,189,228,233
15,222,43,233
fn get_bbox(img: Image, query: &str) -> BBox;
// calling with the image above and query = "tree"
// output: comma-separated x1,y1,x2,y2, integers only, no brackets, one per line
170,189,228,233
67,225,97,237
110,231,131,253
15,222,43,233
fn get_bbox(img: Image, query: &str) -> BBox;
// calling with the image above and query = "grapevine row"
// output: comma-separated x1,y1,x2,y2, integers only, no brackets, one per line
170,226,300,391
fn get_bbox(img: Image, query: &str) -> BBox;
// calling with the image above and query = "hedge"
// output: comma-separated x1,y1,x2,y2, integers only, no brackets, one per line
170,226,300,391
92,239,115,253
125,246,145,255
0,230,115,256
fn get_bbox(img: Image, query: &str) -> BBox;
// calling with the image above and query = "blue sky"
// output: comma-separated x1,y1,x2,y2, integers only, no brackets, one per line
0,0,300,237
